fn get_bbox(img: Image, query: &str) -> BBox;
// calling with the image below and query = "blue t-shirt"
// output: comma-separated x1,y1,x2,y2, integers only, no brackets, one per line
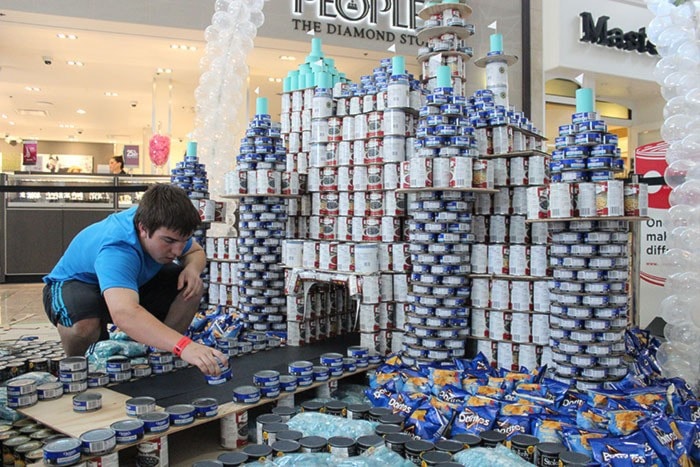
43,207,192,293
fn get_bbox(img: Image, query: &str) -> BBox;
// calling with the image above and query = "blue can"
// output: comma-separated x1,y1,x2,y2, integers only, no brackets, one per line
253,370,281,387
320,353,344,366
288,360,313,376
296,374,314,387
138,412,170,433
343,358,357,373
166,404,196,426
572,111,598,125
577,120,607,133
110,419,145,444
192,397,218,418
575,132,603,145
279,375,298,393
312,366,330,382
233,385,261,404
260,385,281,399
43,437,82,465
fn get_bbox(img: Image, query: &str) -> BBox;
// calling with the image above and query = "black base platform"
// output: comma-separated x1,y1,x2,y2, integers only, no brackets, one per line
110,333,361,407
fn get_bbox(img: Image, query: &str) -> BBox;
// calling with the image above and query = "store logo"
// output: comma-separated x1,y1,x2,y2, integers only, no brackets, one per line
292,0,423,30
580,12,658,56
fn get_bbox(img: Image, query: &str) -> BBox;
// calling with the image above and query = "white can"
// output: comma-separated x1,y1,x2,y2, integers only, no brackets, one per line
392,243,410,271
311,118,329,143
337,243,354,272
489,310,506,340
302,241,319,268
338,141,352,166
342,116,356,141
533,281,550,312
490,280,510,310
366,138,384,164
384,136,406,162
378,243,392,271
319,167,338,192
221,412,248,449
471,244,488,274
383,109,406,136
450,157,473,188
518,344,538,371
576,182,597,217
319,216,336,240
529,156,547,185
361,275,381,304
471,278,490,308
367,165,384,191
355,243,379,273
433,157,451,188
384,163,400,190
409,158,433,188
511,312,531,343
381,217,400,242
136,437,167,467
510,157,528,186
471,309,488,338
337,216,352,241
393,274,408,300
353,140,367,165
549,183,574,218
529,245,549,276
380,274,394,301
488,245,509,275
511,281,532,311
509,245,529,275
531,314,550,345
354,114,368,140
367,192,385,217
354,192,368,217
509,216,528,244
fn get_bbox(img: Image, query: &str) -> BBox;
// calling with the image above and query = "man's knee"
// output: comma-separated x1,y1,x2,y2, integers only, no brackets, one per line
61,319,102,341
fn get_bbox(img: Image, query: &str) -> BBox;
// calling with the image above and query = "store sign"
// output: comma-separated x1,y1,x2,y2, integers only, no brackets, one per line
291,0,423,46
636,141,670,328
123,145,140,167
579,12,658,56
22,140,37,165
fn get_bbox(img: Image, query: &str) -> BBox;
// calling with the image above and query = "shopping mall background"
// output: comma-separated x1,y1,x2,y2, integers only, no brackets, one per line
0,0,665,324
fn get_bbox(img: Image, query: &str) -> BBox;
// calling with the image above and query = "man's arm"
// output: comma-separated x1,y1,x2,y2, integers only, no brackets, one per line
178,241,206,301
103,287,226,376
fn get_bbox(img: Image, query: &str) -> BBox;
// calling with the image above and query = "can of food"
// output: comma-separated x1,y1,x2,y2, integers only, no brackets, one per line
43,437,82,466
137,412,170,434
299,436,328,453
191,397,218,418
6,379,36,398
73,392,102,412
253,370,281,388
233,385,261,404
80,428,116,456
110,419,144,444
106,356,130,372
165,404,196,426
59,357,87,373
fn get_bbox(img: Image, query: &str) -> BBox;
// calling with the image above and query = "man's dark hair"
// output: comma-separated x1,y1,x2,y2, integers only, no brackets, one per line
134,184,200,237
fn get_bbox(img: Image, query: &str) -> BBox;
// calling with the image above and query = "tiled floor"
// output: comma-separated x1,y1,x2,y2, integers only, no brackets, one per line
0,282,58,342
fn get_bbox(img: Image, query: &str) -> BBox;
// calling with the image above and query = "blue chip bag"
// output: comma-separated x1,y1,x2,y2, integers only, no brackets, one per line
400,369,431,394
674,420,700,464
493,415,530,440
365,387,394,408
532,415,575,444
462,375,489,393
369,366,401,389
429,368,463,396
429,396,460,420
465,395,501,407
559,390,588,415
387,391,426,417
589,438,649,466
607,410,647,436
451,404,499,436
404,402,450,443
436,384,469,404
677,400,700,423
500,401,543,416
619,430,662,466
561,425,607,456
640,417,692,467
577,403,609,432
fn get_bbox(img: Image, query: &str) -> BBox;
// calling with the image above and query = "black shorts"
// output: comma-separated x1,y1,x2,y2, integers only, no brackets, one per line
43,263,183,327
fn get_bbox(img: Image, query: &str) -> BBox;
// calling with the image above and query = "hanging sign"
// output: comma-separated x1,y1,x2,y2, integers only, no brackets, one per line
22,140,38,165
579,12,658,56
123,145,140,167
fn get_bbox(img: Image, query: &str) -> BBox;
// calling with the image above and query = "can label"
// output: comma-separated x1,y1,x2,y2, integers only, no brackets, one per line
549,183,573,218
409,158,433,188
473,159,490,188
596,180,624,216
624,183,648,216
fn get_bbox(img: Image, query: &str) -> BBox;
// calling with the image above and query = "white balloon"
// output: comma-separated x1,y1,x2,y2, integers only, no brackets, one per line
249,10,265,28
667,204,696,227
678,40,700,64
661,113,690,142
212,11,234,30
665,159,696,188
228,2,251,21
245,0,265,10
677,73,700,96
666,322,700,348
648,15,674,43
664,95,690,119
214,0,231,12
671,179,700,206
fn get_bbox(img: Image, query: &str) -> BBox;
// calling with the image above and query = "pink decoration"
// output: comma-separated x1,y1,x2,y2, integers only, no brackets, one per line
149,134,171,167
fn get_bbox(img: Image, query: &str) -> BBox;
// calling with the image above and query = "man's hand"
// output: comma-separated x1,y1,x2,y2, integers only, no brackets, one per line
181,341,229,376
177,266,203,301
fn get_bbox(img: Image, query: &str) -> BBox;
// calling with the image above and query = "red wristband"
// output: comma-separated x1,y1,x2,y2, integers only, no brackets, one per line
173,336,192,357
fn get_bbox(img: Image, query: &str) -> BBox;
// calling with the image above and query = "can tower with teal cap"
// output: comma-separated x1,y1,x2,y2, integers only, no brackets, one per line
474,33,519,108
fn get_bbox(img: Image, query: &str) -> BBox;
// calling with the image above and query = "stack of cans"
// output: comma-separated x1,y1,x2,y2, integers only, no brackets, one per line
105,355,132,383
402,190,473,365
59,356,88,394
170,141,210,246
225,108,288,335
526,108,649,390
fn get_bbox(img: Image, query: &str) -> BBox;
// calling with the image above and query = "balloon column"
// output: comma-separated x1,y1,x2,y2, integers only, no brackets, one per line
646,0,700,391
192,0,267,201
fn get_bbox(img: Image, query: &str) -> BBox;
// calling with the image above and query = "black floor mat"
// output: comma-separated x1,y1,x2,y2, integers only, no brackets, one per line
109,333,361,407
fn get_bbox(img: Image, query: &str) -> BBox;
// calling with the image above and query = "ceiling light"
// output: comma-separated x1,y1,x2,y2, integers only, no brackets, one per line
104,91,118,97
57,33,78,40
24,86,40,92
156,68,172,74
8,122,15,126
76,109,86,115
67,60,84,66
59,123,75,128
1,114,6,119
280,55,297,61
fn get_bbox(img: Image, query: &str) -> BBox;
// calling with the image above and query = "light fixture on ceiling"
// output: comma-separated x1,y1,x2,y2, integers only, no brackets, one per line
267,77,282,83
17,109,48,117
104,92,118,97
76,109,86,115
1,114,7,119
156,68,173,74
24,86,40,92
59,123,75,128
67,60,84,66
56,33,78,40
280,55,296,61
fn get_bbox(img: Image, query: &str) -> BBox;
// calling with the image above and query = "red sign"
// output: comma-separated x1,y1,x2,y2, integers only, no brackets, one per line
22,140,37,165
635,140,670,209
